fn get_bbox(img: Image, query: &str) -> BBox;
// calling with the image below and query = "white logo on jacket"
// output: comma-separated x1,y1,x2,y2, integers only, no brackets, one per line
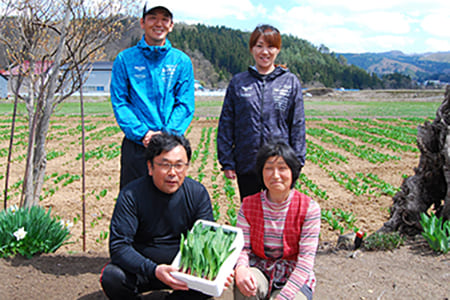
240,85,253,97
162,65,178,86
273,85,291,112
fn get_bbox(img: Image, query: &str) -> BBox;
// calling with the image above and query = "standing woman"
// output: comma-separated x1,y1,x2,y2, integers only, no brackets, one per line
233,141,320,300
217,24,306,200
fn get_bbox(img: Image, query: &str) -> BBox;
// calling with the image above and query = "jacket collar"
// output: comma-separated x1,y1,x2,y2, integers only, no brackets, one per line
137,35,172,59
248,65,288,80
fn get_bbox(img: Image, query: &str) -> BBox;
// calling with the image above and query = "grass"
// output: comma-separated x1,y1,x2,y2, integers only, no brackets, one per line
304,101,441,117
0,91,443,118
0,100,114,116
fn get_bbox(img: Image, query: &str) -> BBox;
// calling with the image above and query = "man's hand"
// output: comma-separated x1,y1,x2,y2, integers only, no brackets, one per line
224,169,236,180
223,271,234,290
234,265,257,297
142,130,162,147
155,264,189,291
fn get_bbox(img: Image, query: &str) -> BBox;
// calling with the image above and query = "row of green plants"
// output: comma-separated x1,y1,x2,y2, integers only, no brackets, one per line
76,142,121,161
295,174,329,200
305,139,400,197
319,122,418,153
5,171,82,202
306,141,348,165
353,118,419,138
350,119,418,146
321,208,359,234
326,169,399,197
327,117,419,143
307,128,401,163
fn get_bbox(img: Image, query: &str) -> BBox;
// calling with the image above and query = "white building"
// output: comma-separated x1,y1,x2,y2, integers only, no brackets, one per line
0,74,7,99
78,61,113,95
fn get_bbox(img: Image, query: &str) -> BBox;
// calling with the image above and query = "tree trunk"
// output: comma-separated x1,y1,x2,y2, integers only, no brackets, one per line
22,5,71,207
379,85,450,235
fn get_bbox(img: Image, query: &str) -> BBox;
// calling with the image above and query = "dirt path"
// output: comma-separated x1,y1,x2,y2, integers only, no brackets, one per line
1,239,448,299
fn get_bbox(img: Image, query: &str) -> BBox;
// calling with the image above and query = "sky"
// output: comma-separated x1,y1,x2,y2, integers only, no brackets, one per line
145,0,450,54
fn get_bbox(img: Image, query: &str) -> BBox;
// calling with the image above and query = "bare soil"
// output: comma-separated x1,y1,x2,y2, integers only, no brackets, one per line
0,93,449,299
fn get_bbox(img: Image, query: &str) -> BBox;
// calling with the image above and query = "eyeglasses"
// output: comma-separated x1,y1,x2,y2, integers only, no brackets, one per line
154,161,189,172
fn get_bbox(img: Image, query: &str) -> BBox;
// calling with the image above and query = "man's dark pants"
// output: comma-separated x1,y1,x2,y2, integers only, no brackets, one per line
120,138,148,189
100,263,211,300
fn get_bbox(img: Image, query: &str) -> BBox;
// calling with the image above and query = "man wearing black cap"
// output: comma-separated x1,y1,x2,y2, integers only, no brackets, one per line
110,3,195,190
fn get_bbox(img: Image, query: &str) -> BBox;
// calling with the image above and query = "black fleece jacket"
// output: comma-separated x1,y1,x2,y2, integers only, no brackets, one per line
109,175,213,280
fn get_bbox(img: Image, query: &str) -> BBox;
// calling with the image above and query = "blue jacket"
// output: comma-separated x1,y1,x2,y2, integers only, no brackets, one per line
217,66,306,175
111,37,195,144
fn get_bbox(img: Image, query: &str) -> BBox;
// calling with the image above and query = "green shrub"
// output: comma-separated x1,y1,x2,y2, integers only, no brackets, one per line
363,231,405,251
0,205,72,258
420,212,449,254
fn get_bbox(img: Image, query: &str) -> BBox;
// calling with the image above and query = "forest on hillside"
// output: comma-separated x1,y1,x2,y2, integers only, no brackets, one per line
168,24,417,90
0,17,420,90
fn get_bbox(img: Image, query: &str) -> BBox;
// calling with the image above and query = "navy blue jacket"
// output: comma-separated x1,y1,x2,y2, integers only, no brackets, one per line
109,175,213,280
217,66,306,175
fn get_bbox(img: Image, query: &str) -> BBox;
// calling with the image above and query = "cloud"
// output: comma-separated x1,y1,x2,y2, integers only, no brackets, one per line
298,0,404,12
425,38,450,52
143,0,449,53
269,1,448,53
421,13,450,38
152,0,257,20
351,12,411,34
269,5,344,37
298,0,450,12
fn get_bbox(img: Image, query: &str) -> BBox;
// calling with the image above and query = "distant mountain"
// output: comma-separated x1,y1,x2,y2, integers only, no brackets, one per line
337,51,450,83
0,17,439,90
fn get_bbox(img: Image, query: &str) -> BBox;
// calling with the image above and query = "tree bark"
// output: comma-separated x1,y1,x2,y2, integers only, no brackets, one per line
380,85,450,235
23,4,70,207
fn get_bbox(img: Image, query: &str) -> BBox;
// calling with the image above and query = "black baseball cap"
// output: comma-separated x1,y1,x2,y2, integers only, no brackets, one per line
143,3,173,19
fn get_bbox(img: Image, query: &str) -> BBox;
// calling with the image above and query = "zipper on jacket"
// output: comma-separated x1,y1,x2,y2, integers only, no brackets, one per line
260,78,265,146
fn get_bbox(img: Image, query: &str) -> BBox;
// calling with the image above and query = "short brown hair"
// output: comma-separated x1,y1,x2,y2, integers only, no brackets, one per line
249,24,282,50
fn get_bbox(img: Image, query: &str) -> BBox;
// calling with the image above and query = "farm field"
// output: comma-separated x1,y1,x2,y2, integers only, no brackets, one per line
0,90,449,299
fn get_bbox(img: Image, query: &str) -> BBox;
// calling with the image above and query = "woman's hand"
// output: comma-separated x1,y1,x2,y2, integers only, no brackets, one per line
234,266,257,297
155,264,188,291
224,169,236,180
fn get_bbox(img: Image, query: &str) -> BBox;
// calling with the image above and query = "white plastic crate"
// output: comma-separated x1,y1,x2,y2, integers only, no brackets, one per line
170,219,244,297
